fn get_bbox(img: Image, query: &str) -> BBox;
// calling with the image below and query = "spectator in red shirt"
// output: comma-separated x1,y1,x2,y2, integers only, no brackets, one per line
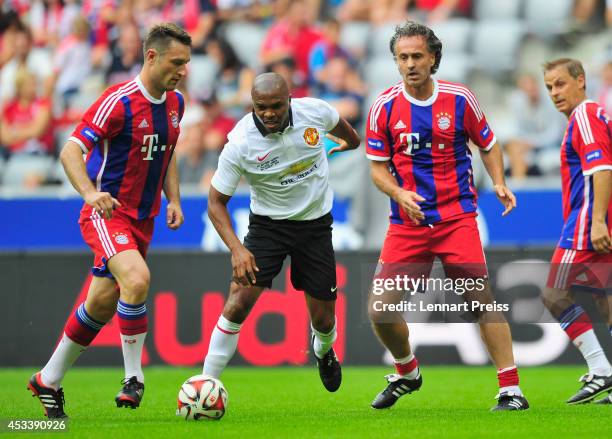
260,0,322,88
0,68,54,156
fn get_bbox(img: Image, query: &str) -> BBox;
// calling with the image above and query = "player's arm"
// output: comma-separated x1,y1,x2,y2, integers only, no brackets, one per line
326,117,361,156
370,160,425,224
591,170,612,253
478,142,516,216
59,140,121,219
163,153,184,230
208,186,259,286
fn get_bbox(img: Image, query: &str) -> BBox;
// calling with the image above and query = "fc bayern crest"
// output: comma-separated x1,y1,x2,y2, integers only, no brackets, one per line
436,112,452,130
113,232,129,245
169,110,179,128
303,127,320,147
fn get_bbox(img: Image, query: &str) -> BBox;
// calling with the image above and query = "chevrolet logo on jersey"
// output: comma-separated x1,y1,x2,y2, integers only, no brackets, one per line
279,158,317,180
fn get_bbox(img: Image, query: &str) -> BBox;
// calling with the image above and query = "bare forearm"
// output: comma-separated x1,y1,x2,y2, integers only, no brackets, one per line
592,170,612,223
479,143,506,186
329,117,361,149
370,161,402,202
60,141,97,198
163,153,181,204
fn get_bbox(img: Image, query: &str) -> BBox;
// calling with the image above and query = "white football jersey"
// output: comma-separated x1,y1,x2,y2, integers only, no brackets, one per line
211,97,340,220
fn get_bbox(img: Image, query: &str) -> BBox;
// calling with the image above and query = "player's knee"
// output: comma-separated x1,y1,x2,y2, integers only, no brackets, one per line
311,311,334,333
122,271,150,299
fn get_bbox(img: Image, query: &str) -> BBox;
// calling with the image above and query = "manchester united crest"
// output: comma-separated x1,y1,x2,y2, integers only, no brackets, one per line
303,127,320,147
436,112,452,130
169,110,179,128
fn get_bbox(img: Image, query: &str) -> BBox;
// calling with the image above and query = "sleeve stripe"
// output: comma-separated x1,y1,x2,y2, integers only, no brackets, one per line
439,84,483,121
97,87,139,128
93,81,138,128
369,84,403,132
575,104,595,145
482,135,497,151
68,136,89,153
583,165,612,176
366,154,391,161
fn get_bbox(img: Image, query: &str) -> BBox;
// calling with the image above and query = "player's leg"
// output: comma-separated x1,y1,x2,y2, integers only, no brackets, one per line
289,212,342,391
106,249,150,408
29,211,123,418
203,282,265,378
367,224,432,409
203,212,288,378
543,248,612,404
29,275,118,418
436,216,528,411
592,290,612,404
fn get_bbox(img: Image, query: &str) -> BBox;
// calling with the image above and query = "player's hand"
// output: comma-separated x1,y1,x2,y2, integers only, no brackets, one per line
493,184,516,217
326,133,355,156
84,191,121,220
231,245,259,286
396,190,426,225
166,202,184,230
591,220,611,254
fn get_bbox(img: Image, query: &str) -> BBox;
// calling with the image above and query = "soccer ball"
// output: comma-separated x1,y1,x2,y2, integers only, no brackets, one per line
176,374,228,420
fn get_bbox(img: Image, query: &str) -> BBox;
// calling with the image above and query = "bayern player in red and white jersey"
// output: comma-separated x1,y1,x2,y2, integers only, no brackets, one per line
27,24,192,418
365,22,528,411
542,58,612,405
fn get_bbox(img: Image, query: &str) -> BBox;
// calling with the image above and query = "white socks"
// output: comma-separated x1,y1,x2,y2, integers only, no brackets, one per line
573,329,612,376
312,322,337,359
120,332,147,382
203,315,242,378
40,333,87,390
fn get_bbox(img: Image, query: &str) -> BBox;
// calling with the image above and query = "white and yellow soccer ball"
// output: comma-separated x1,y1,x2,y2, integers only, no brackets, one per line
176,374,228,420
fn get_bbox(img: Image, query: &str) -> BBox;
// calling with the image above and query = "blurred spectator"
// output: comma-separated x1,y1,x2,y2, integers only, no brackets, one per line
0,26,53,105
178,93,236,189
596,60,612,115
504,74,565,179
266,57,309,98
0,68,54,157
408,0,471,24
105,21,143,85
51,15,92,112
82,0,119,67
28,0,80,48
336,0,371,22
260,0,322,88
158,0,216,53
216,0,275,22
0,8,21,68
308,18,354,86
316,56,365,128
206,36,255,119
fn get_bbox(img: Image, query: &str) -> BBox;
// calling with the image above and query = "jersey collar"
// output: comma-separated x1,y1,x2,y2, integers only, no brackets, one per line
402,78,439,107
135,75,167,104
252,106,294,137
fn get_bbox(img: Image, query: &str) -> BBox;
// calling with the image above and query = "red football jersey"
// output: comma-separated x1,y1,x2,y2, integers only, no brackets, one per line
69,75,184,220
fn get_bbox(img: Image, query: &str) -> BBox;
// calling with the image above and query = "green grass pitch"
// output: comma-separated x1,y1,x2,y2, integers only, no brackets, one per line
0,366,610,438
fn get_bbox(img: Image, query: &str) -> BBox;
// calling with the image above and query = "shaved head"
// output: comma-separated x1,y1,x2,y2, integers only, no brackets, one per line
252,72,289,99
251,73,291,134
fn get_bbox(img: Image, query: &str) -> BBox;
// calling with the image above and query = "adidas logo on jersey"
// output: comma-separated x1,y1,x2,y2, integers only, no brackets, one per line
393,120,406,130
138,119,149,129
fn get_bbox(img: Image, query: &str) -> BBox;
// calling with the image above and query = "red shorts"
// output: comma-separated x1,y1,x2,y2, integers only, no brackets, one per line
79,206,154,278
546,247,612,290
376,216,487,280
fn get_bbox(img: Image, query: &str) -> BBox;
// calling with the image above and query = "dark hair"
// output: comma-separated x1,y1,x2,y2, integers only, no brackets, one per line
389,21,442,75
543,58,586,90
208,37,243,72
143,23,191,56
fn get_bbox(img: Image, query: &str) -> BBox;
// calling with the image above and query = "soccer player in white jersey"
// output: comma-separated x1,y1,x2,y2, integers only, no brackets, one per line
542,58,612,405
201,73,360,393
